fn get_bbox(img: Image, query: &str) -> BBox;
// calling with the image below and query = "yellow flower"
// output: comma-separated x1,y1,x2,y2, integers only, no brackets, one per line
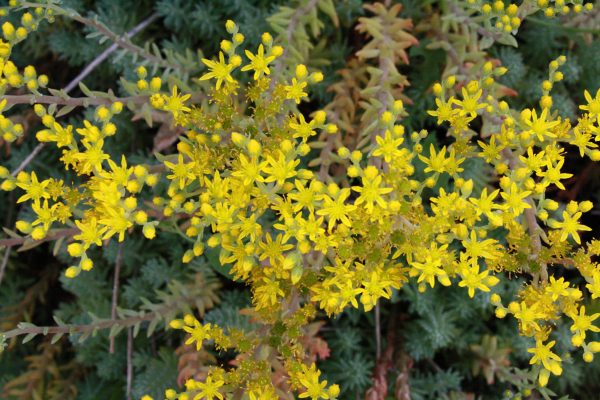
262,151,299,186
536,158,572,190
200,51,236,89
164,154,196,190
373,129,404,163
183,320,211,351
500,182,531,216
241,44,275,80
16,171,50,204
453,86,486,117
316,188,356,231
352,166,392,213
458,258,498,298
298,363,330,400
549,210,591,244
522,108,559,141
427,97,456,124
580,88,600,119
163,86,191,119
195,376,224,400
527,340,562,386
284,77,308,104
418,144,448,174
74,217,106,248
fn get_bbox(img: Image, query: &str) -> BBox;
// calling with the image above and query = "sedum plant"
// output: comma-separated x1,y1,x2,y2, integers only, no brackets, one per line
0,0,600,399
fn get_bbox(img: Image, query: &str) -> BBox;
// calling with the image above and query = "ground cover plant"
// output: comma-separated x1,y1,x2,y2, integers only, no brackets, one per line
1,0,600,399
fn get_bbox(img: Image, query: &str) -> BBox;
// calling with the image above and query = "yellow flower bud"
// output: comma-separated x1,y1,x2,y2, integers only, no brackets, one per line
553,71,563,81
230,55,242,67
295,64,307,79
31,226,46,240
2,22,15,40
540,95,552,109
136,65,147,79
169,319,184,329
149,77,161,92
1,179,15,191
182,250,194,263
580,201,593,212
38,74,48,87
566,201,579,215
134,211,148,224
225,20,236,33
145,174,158,187
143,224,156,239
65,266,80,278
326,124,338,134
137,79,148,90
261,32,272,45
67,242,84,257
244,139,260,157
125,179,140,193
313,110,326,125
15,220,31,233
310,71,323,83
233,33,244,44
80,258,93,271
269,46,283,58
495,308,507,318
381,111,393,124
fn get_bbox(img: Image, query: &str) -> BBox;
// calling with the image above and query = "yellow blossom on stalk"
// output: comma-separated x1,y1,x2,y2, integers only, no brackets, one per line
180,318,211,351
352,166,392,213
200,51,237,89
284,77,308,104
458,260,499,298
549,210,591,244
263,151,300,186
427,97,456,124
162,86,191,119
500,182,531,216
297,363,331,400
241,43,275,80
528,340,562,386
164,154,196,189
537,158,572,190
316,187,356,231
373,129,404,162
580,88,600,120
522,108,559,141
196,375,225,400
16,171,49,204
419,144,448,174
569,306,600,343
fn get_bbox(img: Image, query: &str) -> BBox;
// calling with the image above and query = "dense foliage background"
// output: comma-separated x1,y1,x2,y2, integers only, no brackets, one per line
1,0,600,399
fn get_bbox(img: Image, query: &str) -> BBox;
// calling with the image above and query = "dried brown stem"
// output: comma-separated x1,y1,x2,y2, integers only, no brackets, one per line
109,242,124,353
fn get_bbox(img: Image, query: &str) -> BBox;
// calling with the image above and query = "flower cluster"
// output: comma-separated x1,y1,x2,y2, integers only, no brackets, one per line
1,4,600,398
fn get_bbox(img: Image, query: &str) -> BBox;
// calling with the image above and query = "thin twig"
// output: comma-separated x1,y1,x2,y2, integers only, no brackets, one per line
3,312,154,341
63,13,160,94
20,2,191,73
126,327,133,400
11,143,45,177
3,94,147,107
375,300,381,360
109,242,124,353
0,227,79,248
0,246,11,286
